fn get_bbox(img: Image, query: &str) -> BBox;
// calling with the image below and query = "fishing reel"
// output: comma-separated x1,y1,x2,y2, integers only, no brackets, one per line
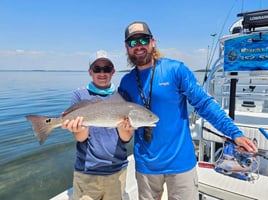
234,138,258,168
234,150,255,168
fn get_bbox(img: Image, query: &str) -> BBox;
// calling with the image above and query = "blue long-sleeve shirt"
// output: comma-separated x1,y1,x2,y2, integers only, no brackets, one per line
118,58,243,174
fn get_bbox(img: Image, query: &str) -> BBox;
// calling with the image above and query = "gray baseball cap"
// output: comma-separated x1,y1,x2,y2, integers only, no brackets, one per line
125,21,153,41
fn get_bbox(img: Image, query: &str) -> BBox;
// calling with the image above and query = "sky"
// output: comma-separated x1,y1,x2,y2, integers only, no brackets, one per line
1,0,268,71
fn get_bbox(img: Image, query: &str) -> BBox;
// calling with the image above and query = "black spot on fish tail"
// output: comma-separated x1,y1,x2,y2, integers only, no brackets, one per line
25,115,57,145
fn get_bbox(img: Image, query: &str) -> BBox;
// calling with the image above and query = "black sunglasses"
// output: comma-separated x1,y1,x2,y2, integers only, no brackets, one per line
126,36,151,48
92,65,113,73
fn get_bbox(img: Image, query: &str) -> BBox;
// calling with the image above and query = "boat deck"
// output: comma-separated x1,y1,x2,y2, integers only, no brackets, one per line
193,111,268,200
197,165,268,200
50,155,168,200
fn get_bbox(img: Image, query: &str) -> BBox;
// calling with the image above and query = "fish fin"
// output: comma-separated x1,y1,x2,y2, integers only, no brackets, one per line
62,98,103,117
25,115,59,144
62,94,124,116
128,117,136,128
106,92,126,103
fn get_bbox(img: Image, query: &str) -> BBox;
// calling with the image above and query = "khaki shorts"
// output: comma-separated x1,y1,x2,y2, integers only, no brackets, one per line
136,167,199,200
72,169,127,200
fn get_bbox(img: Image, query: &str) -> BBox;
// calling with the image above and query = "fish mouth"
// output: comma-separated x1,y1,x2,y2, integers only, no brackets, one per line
146,121,158,127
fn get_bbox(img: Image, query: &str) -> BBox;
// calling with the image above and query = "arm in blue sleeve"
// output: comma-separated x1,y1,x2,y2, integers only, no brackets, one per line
179,65,244,140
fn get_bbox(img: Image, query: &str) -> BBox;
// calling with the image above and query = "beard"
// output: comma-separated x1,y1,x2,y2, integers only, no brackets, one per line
128,48,153,66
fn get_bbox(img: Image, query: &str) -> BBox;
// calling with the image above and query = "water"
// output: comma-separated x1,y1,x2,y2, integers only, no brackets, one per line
0,70,204,200
0,70,127,200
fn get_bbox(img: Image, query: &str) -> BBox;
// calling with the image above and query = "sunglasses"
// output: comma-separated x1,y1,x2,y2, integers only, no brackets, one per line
92,66,113,73
126,36,151,48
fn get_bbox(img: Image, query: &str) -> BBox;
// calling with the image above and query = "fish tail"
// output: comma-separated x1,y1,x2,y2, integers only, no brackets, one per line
25,115,61,145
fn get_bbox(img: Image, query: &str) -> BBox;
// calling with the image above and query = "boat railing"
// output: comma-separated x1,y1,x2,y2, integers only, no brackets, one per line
196,33,268,164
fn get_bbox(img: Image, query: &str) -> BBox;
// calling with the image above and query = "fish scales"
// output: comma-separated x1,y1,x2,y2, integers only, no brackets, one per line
26,93,159,144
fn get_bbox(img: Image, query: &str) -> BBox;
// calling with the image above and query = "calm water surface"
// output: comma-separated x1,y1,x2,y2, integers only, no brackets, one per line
0,70,204,200
0,71,127,200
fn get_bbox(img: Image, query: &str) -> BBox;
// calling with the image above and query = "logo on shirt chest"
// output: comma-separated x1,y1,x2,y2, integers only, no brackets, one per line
158,82,170,86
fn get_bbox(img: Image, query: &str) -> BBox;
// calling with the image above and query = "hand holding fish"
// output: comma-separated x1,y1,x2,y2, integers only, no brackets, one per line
117,117,135,130
26,93,159,144
62,116,134,142
62,116,89,142
117,117,135,142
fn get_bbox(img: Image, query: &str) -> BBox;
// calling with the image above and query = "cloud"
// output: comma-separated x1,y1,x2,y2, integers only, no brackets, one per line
0,48,209,71
0,50,87,70
0,49,49,56
160,48,207,71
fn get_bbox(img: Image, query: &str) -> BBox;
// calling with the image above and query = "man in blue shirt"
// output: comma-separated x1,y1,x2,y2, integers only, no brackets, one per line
118,21,258,200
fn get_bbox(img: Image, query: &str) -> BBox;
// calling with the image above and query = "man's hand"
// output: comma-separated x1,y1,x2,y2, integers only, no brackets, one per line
234,136,258,153
117,117,135,142
62,116,88,142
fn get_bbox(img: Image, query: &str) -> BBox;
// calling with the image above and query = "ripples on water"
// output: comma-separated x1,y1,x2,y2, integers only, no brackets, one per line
0,71,126,200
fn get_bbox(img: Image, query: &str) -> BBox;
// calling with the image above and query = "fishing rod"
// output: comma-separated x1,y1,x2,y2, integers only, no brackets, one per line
202,126,268,160
202,1,238,86
190,2,239,124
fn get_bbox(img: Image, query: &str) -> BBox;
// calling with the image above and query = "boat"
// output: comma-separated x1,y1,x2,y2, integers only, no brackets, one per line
190,9,268,200
50,155,168,200
51,9,268,200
